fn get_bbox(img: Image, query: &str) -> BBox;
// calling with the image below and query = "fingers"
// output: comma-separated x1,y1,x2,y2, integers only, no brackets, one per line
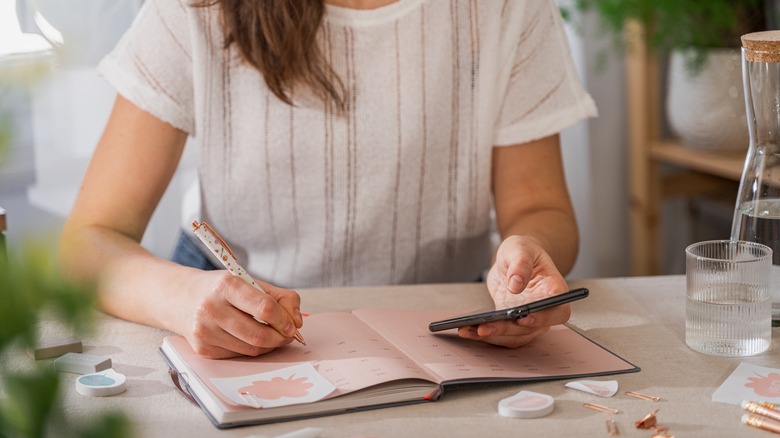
218,304,295,350
457,304,569,348
516,301,571,329
494,236,541,293
219,275,300,339
188,323,291,359
183,272,303,358
458,322,551,349
258,280,303,327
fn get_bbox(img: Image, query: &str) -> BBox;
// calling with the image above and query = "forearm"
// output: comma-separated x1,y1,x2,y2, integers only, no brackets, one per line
491,134,579,277
56,94,198,332
497,207,579,276
59,222,196,333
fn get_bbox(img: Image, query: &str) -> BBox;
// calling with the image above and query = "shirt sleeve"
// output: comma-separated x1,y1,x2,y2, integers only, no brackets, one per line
493,0,597,146
97,0,195,134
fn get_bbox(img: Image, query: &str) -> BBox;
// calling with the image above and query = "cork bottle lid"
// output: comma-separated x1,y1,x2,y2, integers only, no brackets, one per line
742,30,780,62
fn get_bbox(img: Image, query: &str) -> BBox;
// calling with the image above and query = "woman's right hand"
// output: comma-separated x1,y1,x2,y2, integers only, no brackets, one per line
58,95,303,360
177,270,303,359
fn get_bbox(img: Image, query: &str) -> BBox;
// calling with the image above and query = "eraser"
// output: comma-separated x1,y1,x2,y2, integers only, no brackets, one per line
76,369,126,397
498,390,555,419
54,352,112,374
29,337,82,360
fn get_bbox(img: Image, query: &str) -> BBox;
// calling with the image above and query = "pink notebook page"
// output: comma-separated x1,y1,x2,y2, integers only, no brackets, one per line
166,311,436,407
353,308,636,382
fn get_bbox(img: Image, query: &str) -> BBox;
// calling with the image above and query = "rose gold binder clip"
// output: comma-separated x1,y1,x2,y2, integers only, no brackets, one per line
606,419,619,436
625,390,660,402
634,408,659,429
634,409,673,437
583,402,620,414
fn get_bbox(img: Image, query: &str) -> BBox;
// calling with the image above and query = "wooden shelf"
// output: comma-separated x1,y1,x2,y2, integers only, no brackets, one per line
650,140,747,182
625,21,746,276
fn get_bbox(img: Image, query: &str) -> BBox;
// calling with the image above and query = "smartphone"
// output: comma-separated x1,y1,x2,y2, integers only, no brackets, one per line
428,287,589,332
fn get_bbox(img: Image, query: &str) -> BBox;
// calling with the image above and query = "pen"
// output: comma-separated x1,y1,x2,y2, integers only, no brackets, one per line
743,414,780,435
191,220,305,345
744,400,780,423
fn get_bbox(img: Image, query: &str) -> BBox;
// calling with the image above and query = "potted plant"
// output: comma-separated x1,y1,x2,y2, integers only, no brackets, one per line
562,0,768,151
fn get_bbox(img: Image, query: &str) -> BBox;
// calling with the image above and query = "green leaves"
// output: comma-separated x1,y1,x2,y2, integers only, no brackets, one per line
0,368,60,438
0,369,133,438
0,49,130,438
561,0,766,73
0,242,130,438
0,242,96,352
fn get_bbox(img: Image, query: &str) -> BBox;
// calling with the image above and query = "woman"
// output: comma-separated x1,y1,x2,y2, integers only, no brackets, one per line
60,0,597,358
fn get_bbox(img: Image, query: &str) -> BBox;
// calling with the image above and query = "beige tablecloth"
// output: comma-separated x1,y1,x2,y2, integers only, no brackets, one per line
8,275,780,437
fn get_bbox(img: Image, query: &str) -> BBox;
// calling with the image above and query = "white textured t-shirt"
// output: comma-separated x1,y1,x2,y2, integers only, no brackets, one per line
98,0,597,288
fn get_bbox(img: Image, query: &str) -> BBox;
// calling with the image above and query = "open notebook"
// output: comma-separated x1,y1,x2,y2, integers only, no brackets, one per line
160,308,639,428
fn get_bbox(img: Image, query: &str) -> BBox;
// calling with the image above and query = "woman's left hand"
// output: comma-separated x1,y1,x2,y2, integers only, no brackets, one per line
457,235,570,348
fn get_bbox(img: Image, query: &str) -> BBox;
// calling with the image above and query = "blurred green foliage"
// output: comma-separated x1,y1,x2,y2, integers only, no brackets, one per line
561,0,767,73
0,242,133,438
0,244,95,350
0,64,131,438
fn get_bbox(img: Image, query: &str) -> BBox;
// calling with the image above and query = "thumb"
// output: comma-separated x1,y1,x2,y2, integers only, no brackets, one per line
497,238,536,294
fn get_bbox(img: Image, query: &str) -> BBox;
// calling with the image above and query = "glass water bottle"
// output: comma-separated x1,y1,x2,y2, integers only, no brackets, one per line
732,30,780,327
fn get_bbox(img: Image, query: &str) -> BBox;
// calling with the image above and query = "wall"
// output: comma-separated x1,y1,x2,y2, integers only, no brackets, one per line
0,0,194,258
562,11,630,280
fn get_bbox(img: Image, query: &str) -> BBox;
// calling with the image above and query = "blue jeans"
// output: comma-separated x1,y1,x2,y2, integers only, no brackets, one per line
170,230,220,271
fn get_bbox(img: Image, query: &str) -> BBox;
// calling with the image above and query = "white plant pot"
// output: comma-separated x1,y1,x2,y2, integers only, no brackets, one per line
666,48,749,151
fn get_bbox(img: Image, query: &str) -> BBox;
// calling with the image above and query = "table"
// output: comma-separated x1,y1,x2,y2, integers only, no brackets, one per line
17,276,780,437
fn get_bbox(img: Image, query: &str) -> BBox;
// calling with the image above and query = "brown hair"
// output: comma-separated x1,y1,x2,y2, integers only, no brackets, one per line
194,0,344,108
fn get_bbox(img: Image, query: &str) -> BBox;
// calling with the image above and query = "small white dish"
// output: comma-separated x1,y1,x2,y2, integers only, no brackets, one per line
76,369,127,397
